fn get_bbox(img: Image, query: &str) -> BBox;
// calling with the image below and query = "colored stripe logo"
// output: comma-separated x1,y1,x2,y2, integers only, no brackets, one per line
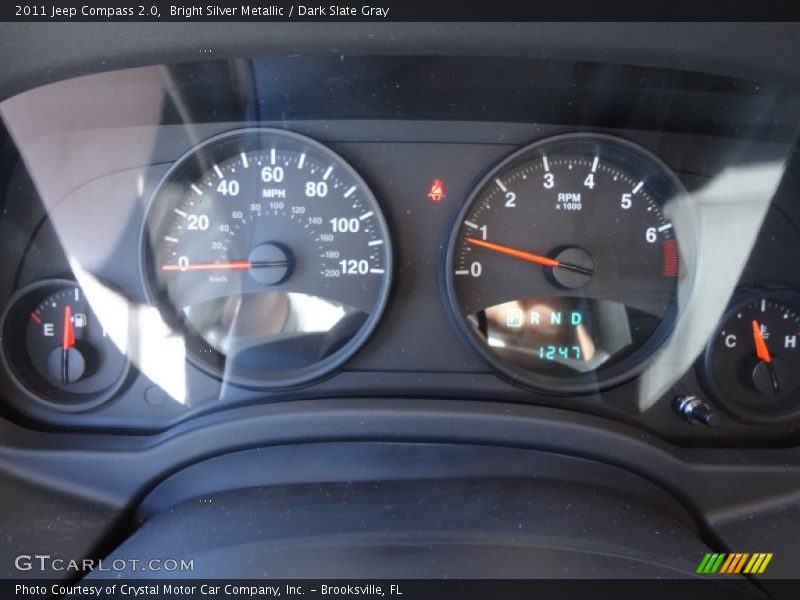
697,553,773,574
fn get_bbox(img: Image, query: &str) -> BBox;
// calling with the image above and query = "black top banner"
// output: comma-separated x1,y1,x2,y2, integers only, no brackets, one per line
2,0,800,22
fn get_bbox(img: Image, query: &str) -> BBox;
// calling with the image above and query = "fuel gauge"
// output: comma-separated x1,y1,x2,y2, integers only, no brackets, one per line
702,292,800,423
1,279,129,411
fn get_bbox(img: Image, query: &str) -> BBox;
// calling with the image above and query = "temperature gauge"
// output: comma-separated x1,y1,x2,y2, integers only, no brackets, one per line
702,292,800,423
0,279,129,411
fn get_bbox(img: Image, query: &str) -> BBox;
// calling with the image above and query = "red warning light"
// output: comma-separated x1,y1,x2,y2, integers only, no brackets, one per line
427,179,446,203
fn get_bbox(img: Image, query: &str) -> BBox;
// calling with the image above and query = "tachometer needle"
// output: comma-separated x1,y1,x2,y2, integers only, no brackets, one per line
752,319,780,392
61,305,75,384
466,237,594,276
161,260,289,272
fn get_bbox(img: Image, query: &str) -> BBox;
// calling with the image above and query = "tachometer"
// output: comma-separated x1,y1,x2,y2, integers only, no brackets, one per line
142,129,392,388
444,133,685,392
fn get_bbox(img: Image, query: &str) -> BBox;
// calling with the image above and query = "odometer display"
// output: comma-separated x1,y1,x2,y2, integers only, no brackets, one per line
142,129,392,387
445,133,684,392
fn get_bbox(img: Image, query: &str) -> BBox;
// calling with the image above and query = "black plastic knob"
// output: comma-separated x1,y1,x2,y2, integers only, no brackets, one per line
673,395,722,428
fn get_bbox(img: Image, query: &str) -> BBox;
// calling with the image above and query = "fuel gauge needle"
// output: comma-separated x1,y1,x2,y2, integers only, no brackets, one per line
62,305,75,384
752,319,780,392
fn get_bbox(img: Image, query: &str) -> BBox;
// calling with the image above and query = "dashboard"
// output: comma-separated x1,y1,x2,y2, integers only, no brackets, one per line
2,22,800,586
2,54,800,444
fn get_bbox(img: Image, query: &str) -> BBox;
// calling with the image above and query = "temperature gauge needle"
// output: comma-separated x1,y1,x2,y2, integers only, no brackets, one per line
466,237,594,276
62,305,75,384
752,319,780,392
752,320,771,362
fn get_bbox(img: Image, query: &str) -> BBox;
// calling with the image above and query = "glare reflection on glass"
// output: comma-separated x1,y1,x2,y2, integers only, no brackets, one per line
69,259,188,405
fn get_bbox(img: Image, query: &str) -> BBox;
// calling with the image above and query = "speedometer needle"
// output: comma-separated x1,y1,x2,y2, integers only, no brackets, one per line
466,237,594,276
161,260,289,272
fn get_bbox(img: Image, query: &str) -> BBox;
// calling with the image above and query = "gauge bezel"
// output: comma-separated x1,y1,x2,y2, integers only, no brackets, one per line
140,127,394,390
0,278,131,412
443,132,687,394
700,287,800,424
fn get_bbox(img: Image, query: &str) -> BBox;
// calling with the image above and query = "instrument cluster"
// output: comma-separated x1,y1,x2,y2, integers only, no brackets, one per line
1,55,800,445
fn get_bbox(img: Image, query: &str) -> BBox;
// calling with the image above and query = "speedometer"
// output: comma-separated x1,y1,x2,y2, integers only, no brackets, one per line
445,133,686,393
142,129,392,388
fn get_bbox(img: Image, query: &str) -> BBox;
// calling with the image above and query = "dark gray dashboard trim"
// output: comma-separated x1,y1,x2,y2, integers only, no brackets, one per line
0,399,799,578
1,399,799,542
1,23,800,103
